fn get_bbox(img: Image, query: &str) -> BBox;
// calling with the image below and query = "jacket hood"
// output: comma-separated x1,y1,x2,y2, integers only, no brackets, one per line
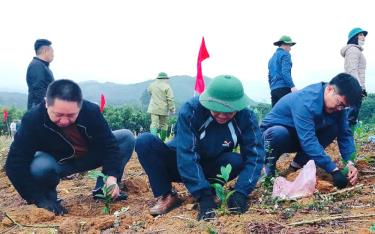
340,44,363,57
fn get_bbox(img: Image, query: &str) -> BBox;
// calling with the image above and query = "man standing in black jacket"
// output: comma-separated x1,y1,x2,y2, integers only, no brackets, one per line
26,39,55,110
6,79,135,215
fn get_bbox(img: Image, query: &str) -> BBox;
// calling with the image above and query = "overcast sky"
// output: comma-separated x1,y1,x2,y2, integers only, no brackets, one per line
0,0,373,102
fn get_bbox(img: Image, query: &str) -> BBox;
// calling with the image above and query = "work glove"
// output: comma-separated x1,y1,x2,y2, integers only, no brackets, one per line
197,195,217,221
227,191,248,214
331,170,348,189
35,197,67,215
362,89,367,97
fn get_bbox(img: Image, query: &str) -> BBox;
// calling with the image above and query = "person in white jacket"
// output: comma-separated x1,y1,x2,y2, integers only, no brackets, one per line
341,27,368,126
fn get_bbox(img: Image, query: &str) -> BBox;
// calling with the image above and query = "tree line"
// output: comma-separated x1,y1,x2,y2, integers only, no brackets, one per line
1,94,375,136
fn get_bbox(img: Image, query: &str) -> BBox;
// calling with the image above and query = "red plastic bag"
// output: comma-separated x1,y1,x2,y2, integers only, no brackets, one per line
272,160,316,199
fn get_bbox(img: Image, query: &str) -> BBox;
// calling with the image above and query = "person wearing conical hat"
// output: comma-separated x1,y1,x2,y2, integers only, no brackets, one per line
340,27,368,126
147,72,176,141
136,75,265,220
268,35,297,106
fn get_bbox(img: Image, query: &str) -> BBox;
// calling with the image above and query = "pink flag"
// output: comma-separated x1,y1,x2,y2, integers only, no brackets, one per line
3,109,8,123
195,37,210,94
100,94,106,113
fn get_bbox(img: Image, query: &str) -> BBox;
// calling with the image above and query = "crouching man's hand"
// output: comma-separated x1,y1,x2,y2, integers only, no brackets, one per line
197,195,217,221
106,176,120,199
331,169,348,189
347,163,358,185
227,191,248,214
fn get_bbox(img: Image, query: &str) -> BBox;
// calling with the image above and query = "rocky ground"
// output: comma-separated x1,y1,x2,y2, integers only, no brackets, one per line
0,136,374,233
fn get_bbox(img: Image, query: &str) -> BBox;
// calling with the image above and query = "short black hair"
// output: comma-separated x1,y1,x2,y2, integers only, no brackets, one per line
34,39,52,54
329,73,362,106
46,79,83,107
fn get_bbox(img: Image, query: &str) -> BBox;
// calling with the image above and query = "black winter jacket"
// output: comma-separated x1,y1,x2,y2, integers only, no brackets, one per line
5,100,122,203
26,57,54,110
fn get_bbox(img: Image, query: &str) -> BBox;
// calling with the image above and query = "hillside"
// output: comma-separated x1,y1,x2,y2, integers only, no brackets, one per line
0,76,257,109
0,92,27,109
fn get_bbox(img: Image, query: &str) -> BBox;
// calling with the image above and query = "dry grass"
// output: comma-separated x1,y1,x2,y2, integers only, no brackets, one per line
0,135,12,172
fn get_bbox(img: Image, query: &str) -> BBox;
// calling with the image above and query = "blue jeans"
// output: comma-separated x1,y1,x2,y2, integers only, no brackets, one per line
30,129,135,193
262,124,338,175
135,133,243,197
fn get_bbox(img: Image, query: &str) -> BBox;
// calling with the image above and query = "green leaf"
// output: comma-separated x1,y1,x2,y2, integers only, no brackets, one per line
220,164,232,182
211,183,225,201
88,170,106,180
210,177,226,184
102,207,110,215
95,194,106,199
225,190,236,201
369,223,375,232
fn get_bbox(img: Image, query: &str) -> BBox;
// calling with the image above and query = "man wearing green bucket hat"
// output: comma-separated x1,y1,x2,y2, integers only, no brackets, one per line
341,27,368,126
147,72,176,141
136,75,265,220
268,35,298,106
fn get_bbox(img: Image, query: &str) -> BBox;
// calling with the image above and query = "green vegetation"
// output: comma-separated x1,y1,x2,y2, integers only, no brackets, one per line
88,170,114,214
0,107,25,135
370,223,375,233
210,164,235,215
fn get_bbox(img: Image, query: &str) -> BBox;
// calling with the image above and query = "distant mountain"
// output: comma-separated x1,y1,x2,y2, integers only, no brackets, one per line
0,92,28,109
79,75,213,107
0,75,257,109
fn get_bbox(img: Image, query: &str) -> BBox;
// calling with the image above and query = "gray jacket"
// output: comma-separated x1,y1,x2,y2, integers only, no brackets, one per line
341,44,366,89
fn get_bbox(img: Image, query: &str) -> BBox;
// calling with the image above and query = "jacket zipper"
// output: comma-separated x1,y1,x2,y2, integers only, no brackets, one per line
43,123,76,163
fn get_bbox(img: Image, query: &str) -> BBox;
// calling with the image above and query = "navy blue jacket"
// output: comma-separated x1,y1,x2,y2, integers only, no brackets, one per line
268,48,295,90
26,57,54,110
260,82,355,172
5,100,122,203
169,97,265,197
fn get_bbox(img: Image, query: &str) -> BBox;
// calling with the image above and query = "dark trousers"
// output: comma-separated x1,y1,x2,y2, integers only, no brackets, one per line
262,124,338,175
30,129,135,194
348,98,363,126
271,87,291,107
135,133,244,197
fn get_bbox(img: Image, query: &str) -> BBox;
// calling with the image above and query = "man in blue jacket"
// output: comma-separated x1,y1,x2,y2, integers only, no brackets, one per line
6,79,135,215
261,73,362,189
268,35,298,106
136,75,265,220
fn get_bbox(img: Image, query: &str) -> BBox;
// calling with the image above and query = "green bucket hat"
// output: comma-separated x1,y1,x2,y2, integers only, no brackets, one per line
156,72,169,79
347,27,368,42
273,35,296,46
199,75,250,113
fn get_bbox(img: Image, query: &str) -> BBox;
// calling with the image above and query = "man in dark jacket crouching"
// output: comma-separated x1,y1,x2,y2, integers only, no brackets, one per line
136,75,265,220
6,79,135,215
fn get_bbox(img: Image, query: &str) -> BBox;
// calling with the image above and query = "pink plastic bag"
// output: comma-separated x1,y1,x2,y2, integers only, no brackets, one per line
272,160,316,199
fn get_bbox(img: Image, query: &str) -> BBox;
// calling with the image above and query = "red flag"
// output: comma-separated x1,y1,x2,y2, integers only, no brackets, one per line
195,37,210,94
3,109,8,123
100,94,106,113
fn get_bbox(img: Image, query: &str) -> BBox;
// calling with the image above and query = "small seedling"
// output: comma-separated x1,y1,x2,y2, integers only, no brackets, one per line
369,223,375,233
210,164,235,215
88,170,115,214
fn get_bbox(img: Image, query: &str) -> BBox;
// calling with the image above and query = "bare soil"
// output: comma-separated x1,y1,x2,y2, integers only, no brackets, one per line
0,137,374,233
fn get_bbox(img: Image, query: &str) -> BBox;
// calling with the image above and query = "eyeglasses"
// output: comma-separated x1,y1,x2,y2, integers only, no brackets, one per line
332,87,349,110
